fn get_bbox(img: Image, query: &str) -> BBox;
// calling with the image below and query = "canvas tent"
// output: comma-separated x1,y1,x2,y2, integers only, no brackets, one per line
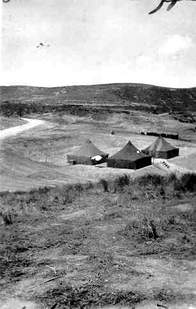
107,140,151,169
67,139,108,165
142,136,179,159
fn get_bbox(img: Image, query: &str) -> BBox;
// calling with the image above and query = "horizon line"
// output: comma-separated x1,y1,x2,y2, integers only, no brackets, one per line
1,82,196,90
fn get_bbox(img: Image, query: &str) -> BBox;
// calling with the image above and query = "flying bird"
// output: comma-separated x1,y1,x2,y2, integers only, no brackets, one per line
149,0,179,14
36,42,50,48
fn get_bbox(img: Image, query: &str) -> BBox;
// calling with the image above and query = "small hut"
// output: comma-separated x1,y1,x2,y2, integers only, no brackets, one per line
67,139,108,165
107,140,151,169
142,136,179,159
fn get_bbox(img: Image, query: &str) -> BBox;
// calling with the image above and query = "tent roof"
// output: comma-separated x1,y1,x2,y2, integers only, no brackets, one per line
109,141,145,161
71,139,106,157
143,136,178,153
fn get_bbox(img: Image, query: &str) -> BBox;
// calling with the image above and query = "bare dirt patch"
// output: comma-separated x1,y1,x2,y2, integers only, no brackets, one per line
0,298,41,309
173,203,193,212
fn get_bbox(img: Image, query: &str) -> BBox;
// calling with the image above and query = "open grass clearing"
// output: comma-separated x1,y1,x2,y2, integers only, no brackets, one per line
0,117,25,130
0,111,195,192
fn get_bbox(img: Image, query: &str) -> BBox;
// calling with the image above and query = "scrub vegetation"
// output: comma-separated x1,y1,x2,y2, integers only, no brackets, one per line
1,84,196,120
0,173,196,308
0,83,196,308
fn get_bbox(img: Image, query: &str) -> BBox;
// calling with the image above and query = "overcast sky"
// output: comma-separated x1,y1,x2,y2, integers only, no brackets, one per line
1,0,196,87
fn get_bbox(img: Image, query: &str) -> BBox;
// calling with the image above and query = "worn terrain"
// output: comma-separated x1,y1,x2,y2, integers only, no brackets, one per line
0,173,196,309
0,83,196,308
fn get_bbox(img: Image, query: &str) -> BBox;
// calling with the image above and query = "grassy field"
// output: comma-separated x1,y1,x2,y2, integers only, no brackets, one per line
0,117,25,130
0,111,196,192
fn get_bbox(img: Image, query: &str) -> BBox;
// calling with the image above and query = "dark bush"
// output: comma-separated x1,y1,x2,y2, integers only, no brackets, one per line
0,211,13,225
39,284,144,308
112,174,130,192
99,179,109,192
121,218,160,241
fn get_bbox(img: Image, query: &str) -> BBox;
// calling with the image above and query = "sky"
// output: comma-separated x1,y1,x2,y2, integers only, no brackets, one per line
1,0,196,87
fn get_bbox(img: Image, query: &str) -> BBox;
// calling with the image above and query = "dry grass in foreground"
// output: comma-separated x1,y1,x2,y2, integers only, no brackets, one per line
0,173,196,308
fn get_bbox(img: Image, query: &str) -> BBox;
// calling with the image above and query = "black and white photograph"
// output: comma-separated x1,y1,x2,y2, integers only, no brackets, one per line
0,0,196,308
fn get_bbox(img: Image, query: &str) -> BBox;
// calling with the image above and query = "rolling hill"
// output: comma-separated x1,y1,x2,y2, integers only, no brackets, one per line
1,83,196,117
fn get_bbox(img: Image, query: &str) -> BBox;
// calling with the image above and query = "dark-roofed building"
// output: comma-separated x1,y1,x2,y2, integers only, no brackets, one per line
67,139,108,165
142,136,179,159
107,140,151,169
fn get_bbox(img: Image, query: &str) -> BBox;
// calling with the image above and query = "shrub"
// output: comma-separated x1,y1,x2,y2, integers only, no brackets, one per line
0,210,13,225
38,283,144,308
181,173,196,192
121,218,160,241
111,174,130,192
99,179,109,192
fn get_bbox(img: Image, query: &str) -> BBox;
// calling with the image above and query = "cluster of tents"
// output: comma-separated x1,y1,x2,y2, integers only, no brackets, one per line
67,136,179,170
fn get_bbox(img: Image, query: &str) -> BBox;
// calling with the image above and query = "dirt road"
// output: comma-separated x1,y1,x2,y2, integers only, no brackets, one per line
0,118,44,140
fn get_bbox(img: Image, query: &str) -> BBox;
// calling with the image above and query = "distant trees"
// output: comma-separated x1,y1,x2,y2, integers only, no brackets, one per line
0,101,28,117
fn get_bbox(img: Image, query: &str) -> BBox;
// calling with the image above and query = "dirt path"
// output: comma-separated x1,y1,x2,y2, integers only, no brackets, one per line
0,118,45,140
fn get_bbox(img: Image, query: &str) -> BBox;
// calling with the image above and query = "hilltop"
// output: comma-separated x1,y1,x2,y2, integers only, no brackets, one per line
1,83,196,118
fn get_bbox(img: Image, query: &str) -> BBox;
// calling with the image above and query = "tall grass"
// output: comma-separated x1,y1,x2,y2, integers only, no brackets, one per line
37,283,144,308
0,182,94,217
99,172,196,197
0,172,195,222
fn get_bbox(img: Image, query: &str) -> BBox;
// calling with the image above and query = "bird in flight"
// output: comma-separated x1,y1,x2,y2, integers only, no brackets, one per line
36,42,50,48
149,0,196,14
149,0,179,14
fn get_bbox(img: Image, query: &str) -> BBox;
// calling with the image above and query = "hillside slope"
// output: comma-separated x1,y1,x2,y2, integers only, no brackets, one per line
1,83,196,116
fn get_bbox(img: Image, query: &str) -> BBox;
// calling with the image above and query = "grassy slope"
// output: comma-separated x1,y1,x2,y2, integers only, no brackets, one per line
0,84,196,308
0,116,25,130
0,174,196,308
1,84,196,117
1,110,195,192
